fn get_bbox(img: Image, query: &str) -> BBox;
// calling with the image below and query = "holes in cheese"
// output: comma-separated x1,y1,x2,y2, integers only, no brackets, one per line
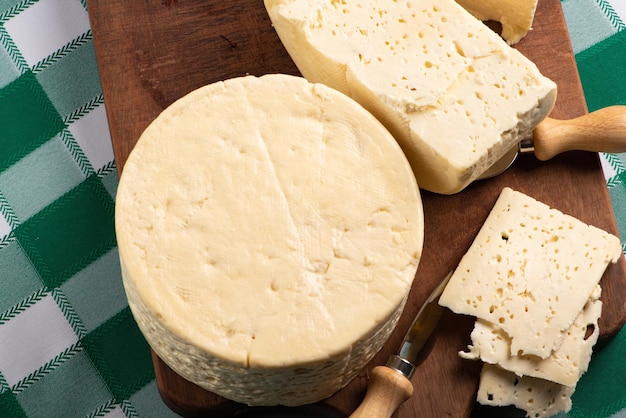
460,287,603,387
456,0,539,45
439,187,621,359
477,363,575,418
116,74,423,406
264,0,556,194
439,187,621,416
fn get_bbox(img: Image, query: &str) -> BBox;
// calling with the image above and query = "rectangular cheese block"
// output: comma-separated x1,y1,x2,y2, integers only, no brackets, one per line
265,0,557,194
461,286,602,386
439,187,622,358
456,0,539,45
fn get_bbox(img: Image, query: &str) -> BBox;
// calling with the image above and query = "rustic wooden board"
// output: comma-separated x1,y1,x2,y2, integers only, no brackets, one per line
87,0,626,416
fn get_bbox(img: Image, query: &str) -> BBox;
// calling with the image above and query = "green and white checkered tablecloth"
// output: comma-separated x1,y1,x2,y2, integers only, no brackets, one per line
0,0,624,417
0,0,177,416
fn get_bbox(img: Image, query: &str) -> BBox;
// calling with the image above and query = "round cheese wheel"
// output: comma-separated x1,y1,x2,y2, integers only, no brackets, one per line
115,74,423,406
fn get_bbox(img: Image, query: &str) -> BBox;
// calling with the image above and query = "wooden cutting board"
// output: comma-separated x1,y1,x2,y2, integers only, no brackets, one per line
87,0,626,416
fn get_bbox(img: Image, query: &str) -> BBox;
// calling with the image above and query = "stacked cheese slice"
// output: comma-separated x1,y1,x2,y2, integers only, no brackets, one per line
456,0,539,45
264,0,556,194
115,74,424,406
439,187,622,417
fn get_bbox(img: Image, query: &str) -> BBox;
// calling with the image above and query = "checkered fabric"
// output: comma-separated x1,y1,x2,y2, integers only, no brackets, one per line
0,0,623,417
560,1,626,418
0,0,178,416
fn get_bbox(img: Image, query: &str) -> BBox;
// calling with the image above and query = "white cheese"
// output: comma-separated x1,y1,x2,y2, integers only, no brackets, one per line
461,286,602,386
476,363,575,418
115,74,424,406
264,0,557,194
439,187,622,359
456,0,539,45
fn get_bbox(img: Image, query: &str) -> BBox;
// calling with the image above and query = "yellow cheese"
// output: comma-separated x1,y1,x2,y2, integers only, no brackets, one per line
264,0,557,194
115,74,423,406
456,0,539,45
461,286,602,386
476,290,601,418
477,363,575,418
439,187,621,359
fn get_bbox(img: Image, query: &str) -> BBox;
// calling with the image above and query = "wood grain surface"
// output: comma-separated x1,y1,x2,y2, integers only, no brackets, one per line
87,0,626,416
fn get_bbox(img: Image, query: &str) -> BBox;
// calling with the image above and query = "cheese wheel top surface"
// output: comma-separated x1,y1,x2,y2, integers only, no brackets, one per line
116,74,423,368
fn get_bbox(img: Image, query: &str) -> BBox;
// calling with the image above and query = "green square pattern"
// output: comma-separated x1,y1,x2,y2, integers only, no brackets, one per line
570,325,626,418
14,174,116,289
15,351,112,418
60,248,127,333
0,72,65,172
0,389,26,418
130,381,182,418
0,137,85,222
0,240,42,315
561,0,618,53
576,30,626,111
81,307,155,401
35,37,103,120
0,43,19,89
0,0,26,17
100,168,119,202
613,172,626,240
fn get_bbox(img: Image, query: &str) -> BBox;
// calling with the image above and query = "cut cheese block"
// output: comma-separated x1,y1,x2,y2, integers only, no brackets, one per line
115,74,424,406
477,363,575,418
439,187,622,359
461,286,602,386
456,0,539,45
264,0,557,194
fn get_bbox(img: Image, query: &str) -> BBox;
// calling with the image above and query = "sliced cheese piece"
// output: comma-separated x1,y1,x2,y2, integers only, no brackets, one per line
264,0,557,194
439,187,622,358
477,363,574,418
461,286,602,386
456,0,539,45
115,74,424,406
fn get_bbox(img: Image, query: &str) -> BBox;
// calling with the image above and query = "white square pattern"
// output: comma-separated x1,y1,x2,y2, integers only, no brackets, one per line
102,406,128,418
0,294,78,387
600,154,617,180
4,0,91,67
69,104,114,172
0,212,11,241
612,1,626,26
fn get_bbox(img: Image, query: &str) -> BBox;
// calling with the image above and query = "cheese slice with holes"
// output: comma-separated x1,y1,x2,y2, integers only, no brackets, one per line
456,0,539,45
475,291,602,418
477,363,575,418
115,74,423,406
264,0,557,194
461,285,602,386
439,187,622,359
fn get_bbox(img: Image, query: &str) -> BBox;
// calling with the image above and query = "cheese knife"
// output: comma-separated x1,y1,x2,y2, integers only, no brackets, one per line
480,105,626,179
349,272,453,418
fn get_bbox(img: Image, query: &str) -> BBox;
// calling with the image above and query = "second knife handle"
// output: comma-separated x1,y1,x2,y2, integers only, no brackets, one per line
533,105,626,160
349,366,413,418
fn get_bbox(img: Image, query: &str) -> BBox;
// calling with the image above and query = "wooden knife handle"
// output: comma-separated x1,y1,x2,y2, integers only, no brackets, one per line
532,105,626,160
349,366,413,418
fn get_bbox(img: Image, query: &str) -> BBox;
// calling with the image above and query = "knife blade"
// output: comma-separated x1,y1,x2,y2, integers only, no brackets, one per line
479,105,626,180
349,272,453,418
